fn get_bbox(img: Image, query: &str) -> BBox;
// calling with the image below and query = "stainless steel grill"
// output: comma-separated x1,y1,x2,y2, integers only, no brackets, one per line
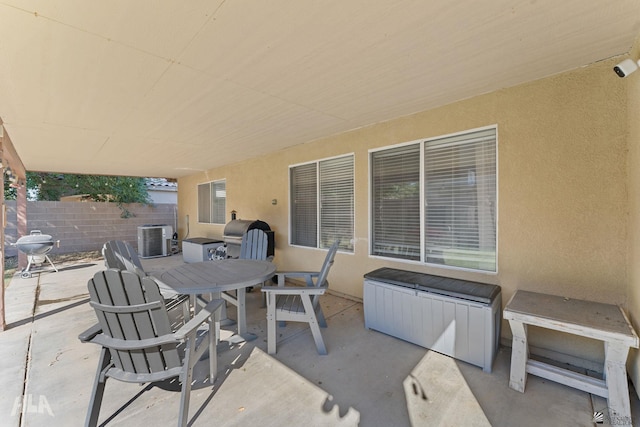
222,219,274,258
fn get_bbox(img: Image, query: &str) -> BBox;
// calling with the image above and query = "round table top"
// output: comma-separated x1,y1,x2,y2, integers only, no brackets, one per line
157,259,276,294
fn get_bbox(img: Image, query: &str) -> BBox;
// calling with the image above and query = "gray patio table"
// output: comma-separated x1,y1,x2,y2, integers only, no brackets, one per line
156,259,276,342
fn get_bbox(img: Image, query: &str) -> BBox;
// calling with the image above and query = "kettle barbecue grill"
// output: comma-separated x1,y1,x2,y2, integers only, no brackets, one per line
14,230,59,278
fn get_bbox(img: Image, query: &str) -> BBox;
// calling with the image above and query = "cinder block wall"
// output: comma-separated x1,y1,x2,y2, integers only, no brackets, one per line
4,201,177,257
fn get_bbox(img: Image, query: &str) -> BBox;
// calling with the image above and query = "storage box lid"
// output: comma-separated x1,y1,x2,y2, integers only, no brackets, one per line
183,237,223,245
364,267,501,305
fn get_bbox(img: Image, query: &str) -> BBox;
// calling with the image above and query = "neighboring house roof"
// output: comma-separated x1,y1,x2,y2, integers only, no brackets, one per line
59,178,177,202
145,178,177,193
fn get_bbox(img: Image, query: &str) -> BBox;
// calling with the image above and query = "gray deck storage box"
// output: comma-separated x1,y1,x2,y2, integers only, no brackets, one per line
364,268,501,372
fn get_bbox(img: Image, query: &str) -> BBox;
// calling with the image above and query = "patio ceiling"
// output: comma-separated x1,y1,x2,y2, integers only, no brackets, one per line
0,1,639,179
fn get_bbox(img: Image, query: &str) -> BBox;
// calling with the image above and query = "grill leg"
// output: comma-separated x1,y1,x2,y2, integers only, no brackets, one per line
44,255,58,272
21,256,34,278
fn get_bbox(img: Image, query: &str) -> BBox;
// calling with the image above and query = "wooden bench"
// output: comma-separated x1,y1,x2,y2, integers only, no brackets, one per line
504,290,639,426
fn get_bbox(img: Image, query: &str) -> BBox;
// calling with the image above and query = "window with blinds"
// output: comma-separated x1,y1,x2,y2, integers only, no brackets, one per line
198,182,211,223
197,179,226,224
371,144,421,260
290,163,318,247
425,128,496,271
211,180,226,224
290,155,354,251
370,127,497,272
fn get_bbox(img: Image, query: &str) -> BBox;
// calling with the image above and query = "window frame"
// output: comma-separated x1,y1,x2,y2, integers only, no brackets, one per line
197,179,226,225
289,153,355,252
369,126,498,273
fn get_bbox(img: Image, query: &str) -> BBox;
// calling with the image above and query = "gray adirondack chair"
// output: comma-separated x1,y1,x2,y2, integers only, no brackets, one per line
240,229,270,261
239,229,271,298
102,240,145,276
79,269,224,427
261,241,339,355
102,240,189,312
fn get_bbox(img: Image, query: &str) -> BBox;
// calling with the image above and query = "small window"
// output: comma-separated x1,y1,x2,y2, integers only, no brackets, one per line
198,179,226,224
290,155,354,251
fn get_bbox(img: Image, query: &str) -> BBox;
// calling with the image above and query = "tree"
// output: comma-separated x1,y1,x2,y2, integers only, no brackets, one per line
4,172,152,218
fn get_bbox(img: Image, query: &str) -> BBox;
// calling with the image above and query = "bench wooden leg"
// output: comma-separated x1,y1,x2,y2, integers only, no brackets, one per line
604,341,633,427
508,320,529,393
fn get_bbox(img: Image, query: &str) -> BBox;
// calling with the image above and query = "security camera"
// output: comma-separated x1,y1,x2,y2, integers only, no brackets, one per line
613,58,640,78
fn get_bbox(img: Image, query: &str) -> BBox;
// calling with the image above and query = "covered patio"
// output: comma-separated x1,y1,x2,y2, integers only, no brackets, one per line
1,257,637,426
2,1,640,426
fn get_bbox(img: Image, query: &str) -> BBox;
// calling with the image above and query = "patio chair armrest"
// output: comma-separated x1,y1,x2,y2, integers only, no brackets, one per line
277,271,320,278
78,323,102,343
90,333,181,350
261,285,326,295
277,271,320,287
164,293,190,312
173,298,224,340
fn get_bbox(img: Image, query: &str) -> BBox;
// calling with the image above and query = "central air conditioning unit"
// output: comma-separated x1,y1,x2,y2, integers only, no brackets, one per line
137,224,172,258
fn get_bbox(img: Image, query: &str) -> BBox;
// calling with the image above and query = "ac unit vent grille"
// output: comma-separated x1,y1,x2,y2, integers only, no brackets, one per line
137,225,172,258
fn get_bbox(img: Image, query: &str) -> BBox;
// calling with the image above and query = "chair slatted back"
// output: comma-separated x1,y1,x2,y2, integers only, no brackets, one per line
102,241,121,269
240,229,269,261
87,269,181,374
103,240,146,278
314,241,339,289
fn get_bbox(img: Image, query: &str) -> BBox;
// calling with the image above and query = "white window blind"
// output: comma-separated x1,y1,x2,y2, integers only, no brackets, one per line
197,183,211,223
197,179,226,224
211,180,226,224
290,155,354,251
320,156,354,250
424,128,496,271
370,127,497,272
291,163,318,247
371,144,421,260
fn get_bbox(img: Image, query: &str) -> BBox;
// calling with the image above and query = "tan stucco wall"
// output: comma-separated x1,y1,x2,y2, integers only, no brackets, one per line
626,35,640,392
178,56,630,366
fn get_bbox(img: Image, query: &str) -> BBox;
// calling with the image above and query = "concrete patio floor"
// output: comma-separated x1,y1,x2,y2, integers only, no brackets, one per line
1,254,638,426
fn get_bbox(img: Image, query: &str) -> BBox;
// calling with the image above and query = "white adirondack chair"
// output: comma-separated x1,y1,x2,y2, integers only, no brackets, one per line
79,269,224,427
262,241,339,355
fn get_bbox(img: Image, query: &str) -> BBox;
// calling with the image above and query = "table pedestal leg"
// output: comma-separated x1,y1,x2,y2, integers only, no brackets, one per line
236,287,246,336
508,320,529,393
218,288,257,343
235,287,257,342
212,292,235,327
